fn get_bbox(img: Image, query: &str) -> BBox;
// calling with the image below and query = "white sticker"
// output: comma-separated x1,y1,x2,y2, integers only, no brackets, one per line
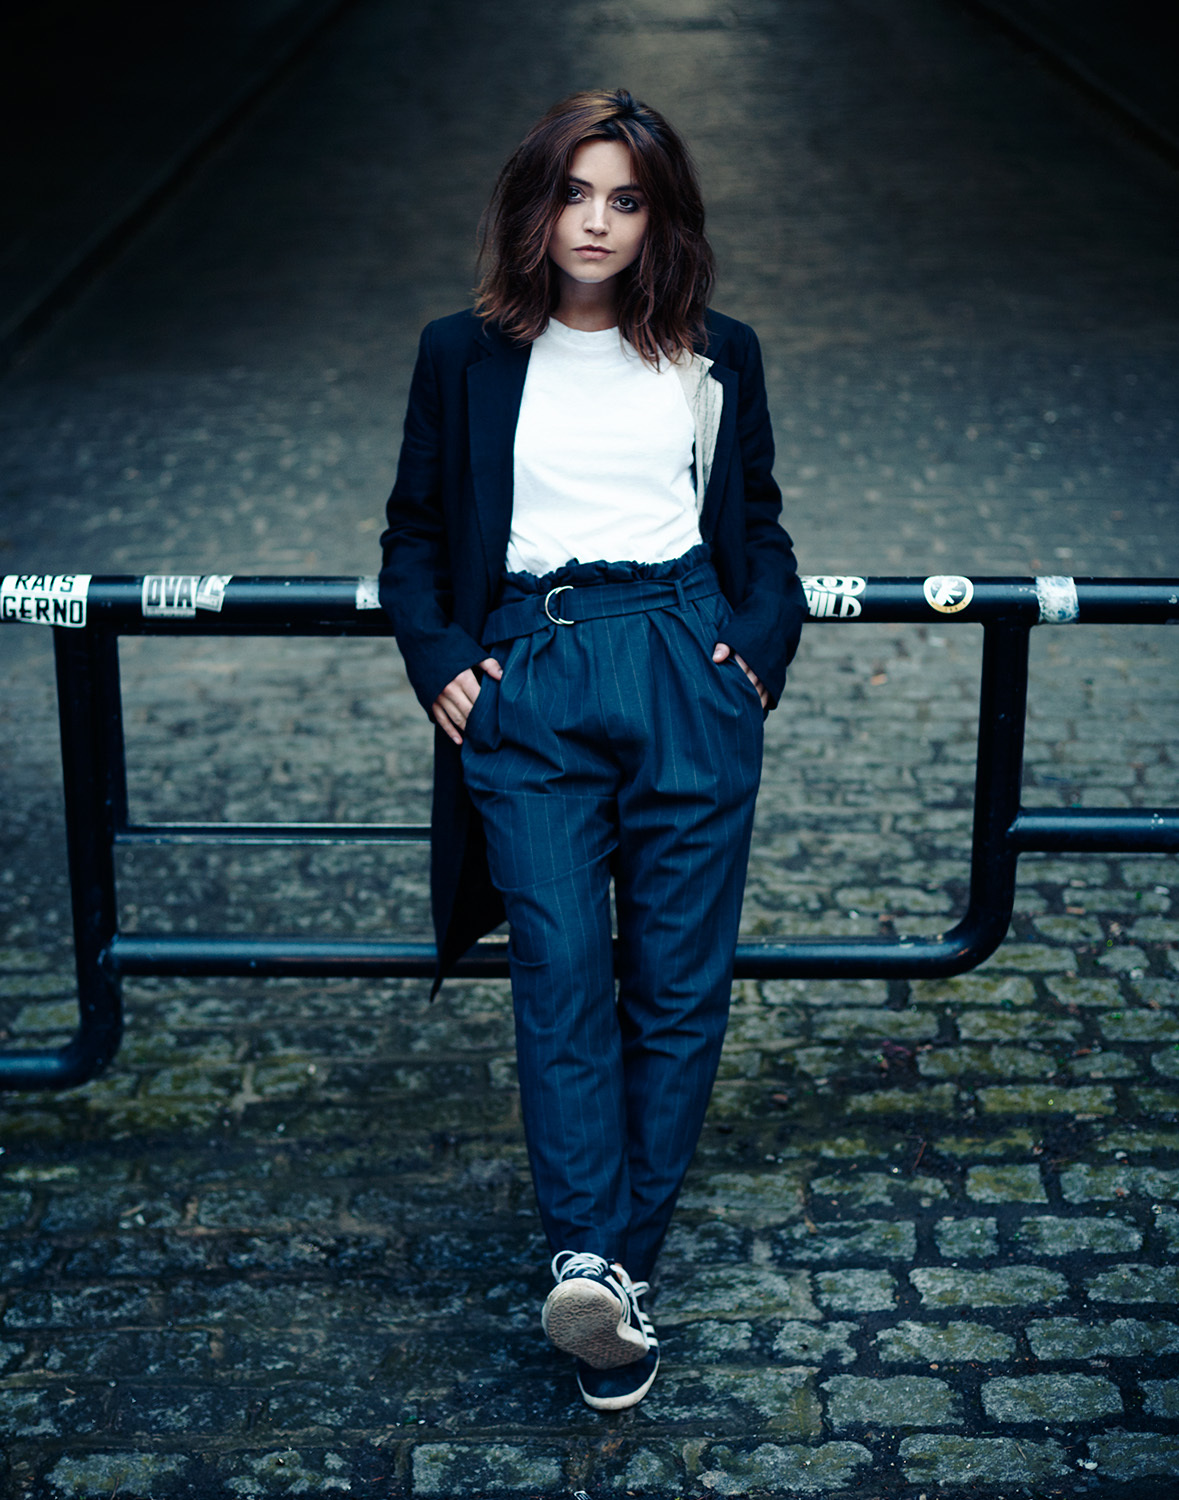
141,575,201,617
1034,575,1079,624
195,575,232,612
355,577,381,611
0,574,91,628
801,575,866,619
923,574,974,614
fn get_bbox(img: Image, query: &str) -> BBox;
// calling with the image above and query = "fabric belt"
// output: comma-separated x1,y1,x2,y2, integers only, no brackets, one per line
483,565,721,643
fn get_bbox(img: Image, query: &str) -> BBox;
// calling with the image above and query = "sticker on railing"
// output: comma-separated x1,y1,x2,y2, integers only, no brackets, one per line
1,574,91,627
923,574,974,614
802,575,865,618
142,575,232,617
1034,575,1079,624
195,575,232,612
355,577,381,610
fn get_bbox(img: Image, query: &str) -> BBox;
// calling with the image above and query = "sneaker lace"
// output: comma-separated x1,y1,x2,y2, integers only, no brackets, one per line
550,1250,612,1281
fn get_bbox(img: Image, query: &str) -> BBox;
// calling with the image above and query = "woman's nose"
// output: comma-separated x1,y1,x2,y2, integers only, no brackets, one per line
583,199,608,232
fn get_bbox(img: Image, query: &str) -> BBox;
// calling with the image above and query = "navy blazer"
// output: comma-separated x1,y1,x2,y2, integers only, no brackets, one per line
379,307,805,985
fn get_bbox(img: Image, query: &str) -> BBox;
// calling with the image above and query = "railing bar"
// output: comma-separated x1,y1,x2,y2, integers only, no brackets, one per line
108,925,997,982
116,821,429,846
1010,808,1179,852
2,573,1175,1090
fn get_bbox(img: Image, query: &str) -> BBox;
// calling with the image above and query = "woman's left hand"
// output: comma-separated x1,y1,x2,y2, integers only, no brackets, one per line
712,642,769,709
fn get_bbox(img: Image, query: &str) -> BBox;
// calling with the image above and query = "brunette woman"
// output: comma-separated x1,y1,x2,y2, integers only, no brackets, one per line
378,89,804,1410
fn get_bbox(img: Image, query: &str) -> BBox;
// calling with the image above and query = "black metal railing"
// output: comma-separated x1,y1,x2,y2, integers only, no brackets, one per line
2,573,1177,1090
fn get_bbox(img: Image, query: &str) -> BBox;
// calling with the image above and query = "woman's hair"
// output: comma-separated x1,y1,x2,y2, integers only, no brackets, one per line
475,89,715,363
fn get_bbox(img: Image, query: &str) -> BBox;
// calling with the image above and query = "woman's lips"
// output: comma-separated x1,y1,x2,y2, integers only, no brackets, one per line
574,246,612,258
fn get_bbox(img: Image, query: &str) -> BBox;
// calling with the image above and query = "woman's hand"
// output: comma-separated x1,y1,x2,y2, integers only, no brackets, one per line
432,658,503,745
712,642,769,710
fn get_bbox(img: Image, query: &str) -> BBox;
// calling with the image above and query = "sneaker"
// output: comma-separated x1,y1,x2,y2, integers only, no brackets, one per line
576,1342,660,1411
542,1251,650,1369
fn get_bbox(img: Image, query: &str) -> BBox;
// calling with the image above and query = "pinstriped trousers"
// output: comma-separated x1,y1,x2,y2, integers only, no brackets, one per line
461,547,763,1281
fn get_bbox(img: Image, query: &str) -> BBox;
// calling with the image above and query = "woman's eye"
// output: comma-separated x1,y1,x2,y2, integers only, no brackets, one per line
565,184,583,201
614,196,641,213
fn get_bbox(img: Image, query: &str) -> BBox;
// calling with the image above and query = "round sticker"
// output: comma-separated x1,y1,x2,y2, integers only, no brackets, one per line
923,575,974,614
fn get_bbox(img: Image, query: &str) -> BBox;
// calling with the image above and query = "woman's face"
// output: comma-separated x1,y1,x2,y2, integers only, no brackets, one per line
547,138,648,292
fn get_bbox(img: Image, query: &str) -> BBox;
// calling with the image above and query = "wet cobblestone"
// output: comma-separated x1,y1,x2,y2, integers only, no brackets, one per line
1,0,1178,1494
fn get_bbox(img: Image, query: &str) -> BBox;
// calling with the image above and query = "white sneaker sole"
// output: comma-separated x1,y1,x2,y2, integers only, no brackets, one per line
541,1278,648,1369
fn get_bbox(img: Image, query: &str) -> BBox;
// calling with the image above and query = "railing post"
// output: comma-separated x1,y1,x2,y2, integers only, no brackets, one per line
962,618,1031,959
0,627,124,1089
55,624,124,1084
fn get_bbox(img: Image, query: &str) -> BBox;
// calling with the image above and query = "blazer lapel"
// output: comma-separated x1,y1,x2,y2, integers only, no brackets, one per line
467,328,530,594
699,361,738,534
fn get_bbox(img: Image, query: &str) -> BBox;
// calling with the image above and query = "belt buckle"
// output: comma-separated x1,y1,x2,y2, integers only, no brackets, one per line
544,585,574,625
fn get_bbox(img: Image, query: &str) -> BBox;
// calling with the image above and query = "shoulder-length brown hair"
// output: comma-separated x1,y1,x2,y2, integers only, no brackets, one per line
475,89,715,364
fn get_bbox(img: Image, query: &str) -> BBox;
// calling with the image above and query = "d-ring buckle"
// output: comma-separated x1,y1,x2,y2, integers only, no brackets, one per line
544,585,574,625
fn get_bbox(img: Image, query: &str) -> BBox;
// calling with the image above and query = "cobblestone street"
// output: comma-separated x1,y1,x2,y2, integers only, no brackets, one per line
1,1,1177,1496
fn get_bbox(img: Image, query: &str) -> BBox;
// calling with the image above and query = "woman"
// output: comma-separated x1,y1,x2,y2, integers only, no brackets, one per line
378,89,804,1411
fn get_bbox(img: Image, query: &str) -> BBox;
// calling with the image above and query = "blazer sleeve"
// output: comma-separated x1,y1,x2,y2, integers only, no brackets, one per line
718,322,806,707
378,323,488,715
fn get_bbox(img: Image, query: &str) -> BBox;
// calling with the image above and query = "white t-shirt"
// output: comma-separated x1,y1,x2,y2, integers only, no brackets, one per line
506,319,702,576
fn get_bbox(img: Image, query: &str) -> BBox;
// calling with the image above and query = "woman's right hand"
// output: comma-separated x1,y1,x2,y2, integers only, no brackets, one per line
431,658,502,745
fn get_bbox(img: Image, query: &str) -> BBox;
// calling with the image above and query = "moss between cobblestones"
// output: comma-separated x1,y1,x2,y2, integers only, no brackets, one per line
657,1267,817,1323
0,1189,33,1229
674,1319,755,1361
677,1168,807,1224
46,1452,192,1499
1027,1315,1179,1359
808,1171,947,1208
909,1266,1067,1307
1099,944,1151,973
979,1083,1114,1113
1134,1087,1179,1116
605,1443,683,1495
876,1319,1015,1363
1087,1264,1179,1303
824,1374,962,1428
847,1083,957,1114
933,1216,998,1258
222,1449,354,1494
979,944,1076,973
1156,1206,1179,1250
1062,1163,1179,1202
1016,1214,1142,1255
811,1007,939,1041
899,1433,1069,1485
769,1320,858,1366
910,974,1036,1006
1152,1045,1179,1078
937,1127,1037,1157
696,1440,873,1496
411,1442,564,1496
958,1009,1081,1041
773,1218,916,1262
965,1163,1047,1201
1142,1379,1179,1417
652,1367,822,1434
1088,1432,1179,1481
982,1372,1122,1422
814,1269,896,1311
1070,1047,1140,1079
919,1044,1052,1079
1046,975,1124,1006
